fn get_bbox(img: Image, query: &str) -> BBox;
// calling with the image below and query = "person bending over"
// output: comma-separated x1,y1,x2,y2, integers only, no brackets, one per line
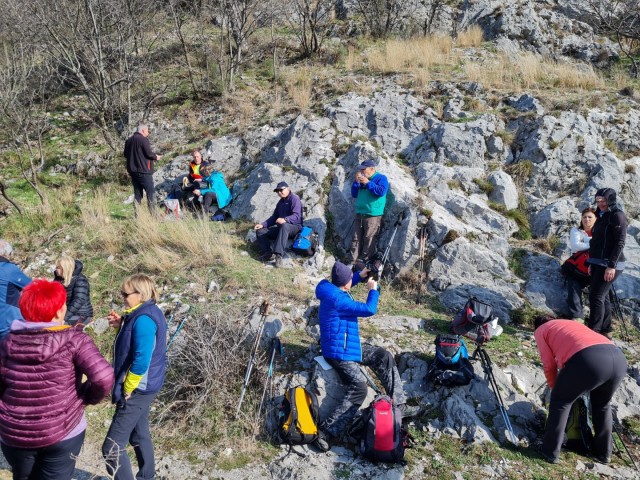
314,261,420,451
534,316,627,464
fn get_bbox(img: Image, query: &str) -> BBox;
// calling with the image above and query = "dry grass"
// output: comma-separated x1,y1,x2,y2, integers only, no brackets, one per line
345,45,358,71
456,25,484,48
285,67,313,110
80,187,123,255
367,35,454,74
128,210,234,274
464,53,605,91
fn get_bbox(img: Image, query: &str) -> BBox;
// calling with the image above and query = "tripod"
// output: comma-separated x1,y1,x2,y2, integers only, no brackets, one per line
378,210,409,282
471,341,518,445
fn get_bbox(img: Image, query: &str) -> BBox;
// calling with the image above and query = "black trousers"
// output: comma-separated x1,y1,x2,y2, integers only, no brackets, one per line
541,344,627,461
321,344,406,438
102,392,156,480
588,266,621,334
130,173,155,211
1,431,85,480
256,223,301,256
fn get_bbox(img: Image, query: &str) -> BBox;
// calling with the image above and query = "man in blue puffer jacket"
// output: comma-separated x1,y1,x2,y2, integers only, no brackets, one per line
314,262,420,450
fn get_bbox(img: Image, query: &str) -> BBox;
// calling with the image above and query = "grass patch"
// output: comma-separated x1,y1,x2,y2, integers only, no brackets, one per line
508,248,528,279
473,177,494,195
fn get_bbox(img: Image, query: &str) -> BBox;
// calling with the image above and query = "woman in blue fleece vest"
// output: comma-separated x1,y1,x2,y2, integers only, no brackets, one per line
102,274,167,480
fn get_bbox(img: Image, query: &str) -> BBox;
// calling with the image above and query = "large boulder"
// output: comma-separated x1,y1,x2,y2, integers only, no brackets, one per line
488,170,519,210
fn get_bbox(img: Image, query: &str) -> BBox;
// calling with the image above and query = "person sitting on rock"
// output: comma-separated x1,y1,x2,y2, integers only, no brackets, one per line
0,240,31,340
254,181,302,268
181,150,210,211
534,315,627,465
53,255,94,325
192,164,232,216
349,159,389,264
313,261,421,451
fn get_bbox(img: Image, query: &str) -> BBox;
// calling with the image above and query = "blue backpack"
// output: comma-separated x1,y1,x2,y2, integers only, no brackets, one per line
292,226,318,256
427,334,475,387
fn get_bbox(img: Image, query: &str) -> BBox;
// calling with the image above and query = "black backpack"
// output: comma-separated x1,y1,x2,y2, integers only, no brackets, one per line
427,334,475,387
358,395,409,463
451,297,494,344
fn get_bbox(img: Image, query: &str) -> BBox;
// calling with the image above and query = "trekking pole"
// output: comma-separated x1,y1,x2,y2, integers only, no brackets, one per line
236,301,271,416
609,289,630,341
360,366,382,395
613,423,639,470
379,210,409,283
416,226,427,304
472,343,518,445
166,301,181,330
256,337,283,420
166,304,191,352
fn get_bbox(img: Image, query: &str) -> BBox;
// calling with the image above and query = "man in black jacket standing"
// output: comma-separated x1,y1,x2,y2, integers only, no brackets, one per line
124,124,162,212
587,188,627,338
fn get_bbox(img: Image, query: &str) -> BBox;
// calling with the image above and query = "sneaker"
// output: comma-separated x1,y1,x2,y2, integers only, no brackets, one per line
397,403,424,419
312,430,331,452
274,255,284,268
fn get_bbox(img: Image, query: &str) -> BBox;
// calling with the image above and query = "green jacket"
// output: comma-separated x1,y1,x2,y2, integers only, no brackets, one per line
351,172,389,217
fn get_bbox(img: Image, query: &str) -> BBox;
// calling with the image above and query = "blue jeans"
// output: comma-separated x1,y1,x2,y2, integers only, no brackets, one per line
102,392,156,480
1,431,85,480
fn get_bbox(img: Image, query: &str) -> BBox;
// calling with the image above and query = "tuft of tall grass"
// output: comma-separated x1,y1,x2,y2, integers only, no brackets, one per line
80,187,123,255
367,35,454,74
456,25,484,48
285,68,313,110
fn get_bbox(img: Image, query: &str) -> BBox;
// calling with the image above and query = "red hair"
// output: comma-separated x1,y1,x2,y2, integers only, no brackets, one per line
18,279,67,322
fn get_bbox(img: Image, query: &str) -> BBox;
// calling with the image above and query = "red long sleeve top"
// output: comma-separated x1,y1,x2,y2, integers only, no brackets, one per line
534,319,613,388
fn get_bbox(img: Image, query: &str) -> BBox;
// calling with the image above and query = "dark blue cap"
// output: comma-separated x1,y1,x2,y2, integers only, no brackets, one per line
331,261,353,287
359,160,376,169
274,181,289,192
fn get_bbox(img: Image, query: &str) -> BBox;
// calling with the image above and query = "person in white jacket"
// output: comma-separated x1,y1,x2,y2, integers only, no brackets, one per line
566,207,596,320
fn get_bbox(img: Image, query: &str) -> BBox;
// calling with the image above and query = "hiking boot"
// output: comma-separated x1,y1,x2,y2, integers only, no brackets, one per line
537,447,559,464
312,430,331,452
274,255,284,268
398,403,424,419
593,454,610,464
260,252,275,262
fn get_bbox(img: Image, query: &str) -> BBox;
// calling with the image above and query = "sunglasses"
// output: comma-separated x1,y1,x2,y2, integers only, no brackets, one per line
120,290,138,298
275,189,285,193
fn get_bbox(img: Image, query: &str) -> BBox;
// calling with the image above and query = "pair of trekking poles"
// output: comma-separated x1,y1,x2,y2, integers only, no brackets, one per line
236,301,283,419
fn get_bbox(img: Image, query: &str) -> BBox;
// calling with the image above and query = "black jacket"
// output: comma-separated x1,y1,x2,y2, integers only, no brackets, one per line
54,260,94,321
589,188,627,269
124,132,158,175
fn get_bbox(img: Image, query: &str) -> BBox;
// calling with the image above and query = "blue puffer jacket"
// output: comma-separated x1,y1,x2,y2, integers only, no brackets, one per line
199,171,232,209
316,272,379,362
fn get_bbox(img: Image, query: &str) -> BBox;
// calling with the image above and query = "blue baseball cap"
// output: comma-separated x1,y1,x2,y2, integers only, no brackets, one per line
359,160,376,169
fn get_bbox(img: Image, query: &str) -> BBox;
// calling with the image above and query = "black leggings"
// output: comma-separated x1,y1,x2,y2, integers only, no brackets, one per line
588,265,621,334
541,344,627,460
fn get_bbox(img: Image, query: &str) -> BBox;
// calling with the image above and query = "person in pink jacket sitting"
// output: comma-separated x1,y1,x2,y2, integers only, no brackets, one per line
0,279,114,480
534,316,627,464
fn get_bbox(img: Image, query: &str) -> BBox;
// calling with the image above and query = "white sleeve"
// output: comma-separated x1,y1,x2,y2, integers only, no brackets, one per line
569,227,590,254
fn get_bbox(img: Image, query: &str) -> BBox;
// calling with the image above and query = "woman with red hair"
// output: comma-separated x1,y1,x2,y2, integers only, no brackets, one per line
0,279,114,480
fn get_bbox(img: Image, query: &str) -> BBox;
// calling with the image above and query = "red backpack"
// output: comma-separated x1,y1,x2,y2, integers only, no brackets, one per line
560,250,590,280
359,395,409,463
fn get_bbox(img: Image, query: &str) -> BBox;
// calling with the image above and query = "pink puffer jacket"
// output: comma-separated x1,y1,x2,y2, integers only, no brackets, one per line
0,323,114,448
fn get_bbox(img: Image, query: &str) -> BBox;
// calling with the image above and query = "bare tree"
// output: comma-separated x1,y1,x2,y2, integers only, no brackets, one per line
214,0,271,91
167,0,201,99
586,0,640,77
420,0,447,36
1,0,164,148
288,0,335,57
351,0,408,39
